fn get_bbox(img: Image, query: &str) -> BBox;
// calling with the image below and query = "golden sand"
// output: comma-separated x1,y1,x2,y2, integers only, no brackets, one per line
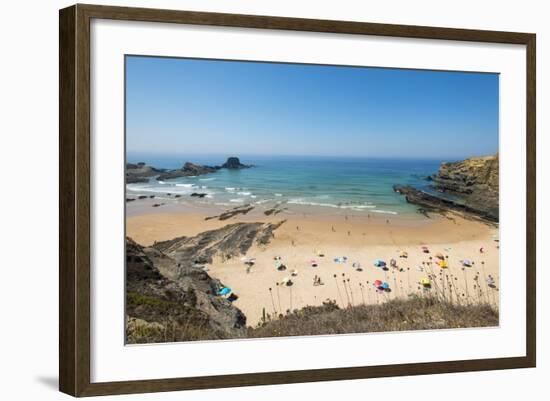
127,210,499,326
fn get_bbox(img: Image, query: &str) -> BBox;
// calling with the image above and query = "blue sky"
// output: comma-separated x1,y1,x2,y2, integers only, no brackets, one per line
126,56,499,159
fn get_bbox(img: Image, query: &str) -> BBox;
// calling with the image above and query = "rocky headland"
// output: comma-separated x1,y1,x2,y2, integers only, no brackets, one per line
394,154,499,222
125,157,252,184
126,162,163,184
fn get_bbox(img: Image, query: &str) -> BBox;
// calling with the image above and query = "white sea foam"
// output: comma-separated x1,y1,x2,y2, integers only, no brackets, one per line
237,191,251,196
288,199,378,211
175,183,194,188
225,187,236,191
274,193,283,197
229,198,244,203
370,209,398,215
254,199,272,205
199,177,216,181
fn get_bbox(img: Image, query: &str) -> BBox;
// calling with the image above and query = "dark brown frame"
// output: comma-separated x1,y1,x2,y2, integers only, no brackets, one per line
59,3,536,397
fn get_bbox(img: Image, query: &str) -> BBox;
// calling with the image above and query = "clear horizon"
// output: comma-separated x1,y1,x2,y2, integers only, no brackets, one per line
126,56,499,159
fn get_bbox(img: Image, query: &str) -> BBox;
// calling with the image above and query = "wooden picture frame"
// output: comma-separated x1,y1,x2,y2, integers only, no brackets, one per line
59,3,536,397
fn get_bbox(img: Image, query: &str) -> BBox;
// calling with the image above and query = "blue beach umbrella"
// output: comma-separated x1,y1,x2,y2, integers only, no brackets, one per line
373,259,386,268
218,287,231,296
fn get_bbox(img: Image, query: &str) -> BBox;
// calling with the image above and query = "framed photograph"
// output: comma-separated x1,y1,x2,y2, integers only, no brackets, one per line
59,4,536,397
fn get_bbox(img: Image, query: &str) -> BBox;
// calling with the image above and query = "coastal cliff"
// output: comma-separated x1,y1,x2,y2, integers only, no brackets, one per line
395,154,499,222
126,220,284,343
432,154,499,218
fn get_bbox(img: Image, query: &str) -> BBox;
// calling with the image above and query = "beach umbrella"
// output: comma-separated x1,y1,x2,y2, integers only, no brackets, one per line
437,260,448,268
400,251,408,258
374,279,383,287
462,259,473,267
421,246,430,253
435,252,445,260
310,260,318,267
382,282,390,289
373,259,386,267
218,287,231,296
420,278,431,286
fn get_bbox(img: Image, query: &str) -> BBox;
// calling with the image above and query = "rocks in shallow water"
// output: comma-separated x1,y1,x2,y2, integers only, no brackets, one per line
221,157,252,169
394,154,499,222
156,162,219,181
126,176,149,184
138,195,147,200
393,184,498,222
190,192,207,198
126,198,135,202
126,162,162,183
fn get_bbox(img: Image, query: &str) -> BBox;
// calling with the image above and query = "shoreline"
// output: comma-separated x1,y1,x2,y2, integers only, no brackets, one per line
127,207,499,327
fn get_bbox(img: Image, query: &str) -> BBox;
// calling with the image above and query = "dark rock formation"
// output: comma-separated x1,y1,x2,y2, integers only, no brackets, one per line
156,162,219,181
430,154,499,218
221,157,252,169
153,221,285,266
126,163,162,184
205,204,255,221
126,237,247,343
393,184,498,222
190,192,207,198
264,203,287,216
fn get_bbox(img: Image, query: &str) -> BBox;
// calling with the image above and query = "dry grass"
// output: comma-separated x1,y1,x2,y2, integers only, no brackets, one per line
248,295,498,339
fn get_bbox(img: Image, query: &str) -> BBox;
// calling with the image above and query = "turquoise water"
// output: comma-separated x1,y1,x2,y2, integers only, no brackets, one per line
126,154,448,216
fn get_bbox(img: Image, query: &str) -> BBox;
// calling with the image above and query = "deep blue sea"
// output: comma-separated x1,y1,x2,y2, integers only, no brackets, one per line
126,154,449,216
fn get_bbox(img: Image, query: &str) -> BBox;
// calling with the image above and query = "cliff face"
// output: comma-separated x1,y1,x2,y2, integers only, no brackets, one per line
126,220,285,343
432,154,499,220
126,237,247,343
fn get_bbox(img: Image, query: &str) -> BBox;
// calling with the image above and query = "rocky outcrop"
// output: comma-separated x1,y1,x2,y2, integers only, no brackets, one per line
221,157,252,169
156,162,219,181
205,204,255,221
126,220,285,343
126,162,162,184
393,185,498,222
393,154,499,222
126,236,247,343
153,220,285,266
127,158,253,183
431,154,498,217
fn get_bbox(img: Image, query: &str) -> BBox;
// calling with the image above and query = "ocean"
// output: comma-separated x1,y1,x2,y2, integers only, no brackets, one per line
126,154,450,217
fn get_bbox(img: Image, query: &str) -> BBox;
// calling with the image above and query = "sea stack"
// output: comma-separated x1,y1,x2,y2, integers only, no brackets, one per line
221,157,252,169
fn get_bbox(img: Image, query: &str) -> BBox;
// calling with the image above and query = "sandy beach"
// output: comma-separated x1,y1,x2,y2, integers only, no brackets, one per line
127,206,499,327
